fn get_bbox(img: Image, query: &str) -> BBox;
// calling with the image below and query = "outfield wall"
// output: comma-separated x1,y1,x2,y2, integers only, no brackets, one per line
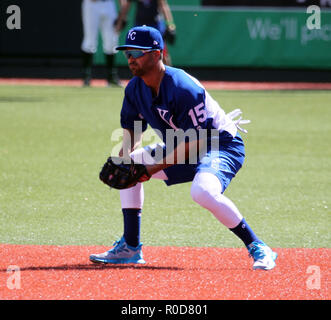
0,0,330,73
96,6,331,69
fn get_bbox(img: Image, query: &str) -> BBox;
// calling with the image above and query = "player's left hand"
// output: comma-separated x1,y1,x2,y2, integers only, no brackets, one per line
164,24,176,44
227,109,251,133
99,156,151,190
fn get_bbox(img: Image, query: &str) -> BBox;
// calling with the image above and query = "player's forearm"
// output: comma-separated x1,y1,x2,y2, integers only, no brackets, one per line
159,0,176,32
158,0,174,24
118,0,131,21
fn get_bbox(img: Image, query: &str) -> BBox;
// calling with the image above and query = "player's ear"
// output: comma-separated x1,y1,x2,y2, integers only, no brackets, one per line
159,50,163,61
151,50,162,62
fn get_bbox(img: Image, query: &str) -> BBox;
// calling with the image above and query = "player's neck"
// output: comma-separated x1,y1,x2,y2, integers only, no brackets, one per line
142,62,165,97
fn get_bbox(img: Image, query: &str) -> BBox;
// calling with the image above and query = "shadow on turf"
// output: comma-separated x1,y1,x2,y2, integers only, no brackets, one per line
0,264,184,272
0,96,46,103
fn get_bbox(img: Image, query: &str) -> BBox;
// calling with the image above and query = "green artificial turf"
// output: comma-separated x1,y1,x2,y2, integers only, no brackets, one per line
0,85,330,248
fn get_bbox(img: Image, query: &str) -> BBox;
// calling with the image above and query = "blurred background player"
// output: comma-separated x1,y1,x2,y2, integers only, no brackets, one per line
81,0,125,87
114,0,176,65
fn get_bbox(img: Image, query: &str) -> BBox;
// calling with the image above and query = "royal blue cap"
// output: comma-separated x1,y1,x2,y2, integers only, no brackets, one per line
116,25,164,51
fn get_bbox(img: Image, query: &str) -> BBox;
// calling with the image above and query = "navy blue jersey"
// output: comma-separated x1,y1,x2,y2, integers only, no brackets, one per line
129,0,159,28
121,66,237,145
121,66,244,188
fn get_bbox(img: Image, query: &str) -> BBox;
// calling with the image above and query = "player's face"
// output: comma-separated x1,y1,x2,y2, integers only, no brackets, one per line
125,49,159,77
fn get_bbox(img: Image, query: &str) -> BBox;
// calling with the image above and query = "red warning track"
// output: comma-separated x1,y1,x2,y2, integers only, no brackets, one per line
0,78,331,90
0,244,329,300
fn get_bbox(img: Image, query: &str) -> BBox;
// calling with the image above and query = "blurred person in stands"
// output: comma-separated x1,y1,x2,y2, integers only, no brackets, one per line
81,0,125,87
114,0,176,65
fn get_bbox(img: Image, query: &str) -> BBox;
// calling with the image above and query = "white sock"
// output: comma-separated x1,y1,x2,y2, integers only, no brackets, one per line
120,183,144,209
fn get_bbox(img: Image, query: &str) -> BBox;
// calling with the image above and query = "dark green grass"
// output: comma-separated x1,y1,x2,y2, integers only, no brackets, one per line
0,85,330,248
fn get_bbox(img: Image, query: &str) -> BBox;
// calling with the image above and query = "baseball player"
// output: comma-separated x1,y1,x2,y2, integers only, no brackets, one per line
81,0,124,86
90,26,277,270
114,0,176,65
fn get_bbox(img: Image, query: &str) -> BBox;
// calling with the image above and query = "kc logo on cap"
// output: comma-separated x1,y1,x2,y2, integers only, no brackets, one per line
116,25,164,51
128,30,136,41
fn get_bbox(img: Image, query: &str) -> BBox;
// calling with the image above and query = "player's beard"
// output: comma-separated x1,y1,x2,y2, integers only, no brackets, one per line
129,56,155,77
129,62,145,77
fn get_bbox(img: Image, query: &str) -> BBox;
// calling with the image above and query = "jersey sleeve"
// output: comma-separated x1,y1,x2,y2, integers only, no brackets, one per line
120,86,148,132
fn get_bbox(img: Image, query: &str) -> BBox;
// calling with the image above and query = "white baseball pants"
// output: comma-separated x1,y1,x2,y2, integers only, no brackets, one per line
81,0,119,54
119,146,243,229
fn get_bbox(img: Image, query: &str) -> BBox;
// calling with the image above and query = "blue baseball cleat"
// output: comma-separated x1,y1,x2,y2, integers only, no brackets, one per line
248,241,277,270
89,236,146,264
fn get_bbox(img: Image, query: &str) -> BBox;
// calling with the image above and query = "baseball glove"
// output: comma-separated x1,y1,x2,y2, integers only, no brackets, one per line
99,156,151,190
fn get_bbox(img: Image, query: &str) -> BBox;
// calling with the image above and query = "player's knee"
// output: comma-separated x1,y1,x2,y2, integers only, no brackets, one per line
191,172,222,206
190,184,212,207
